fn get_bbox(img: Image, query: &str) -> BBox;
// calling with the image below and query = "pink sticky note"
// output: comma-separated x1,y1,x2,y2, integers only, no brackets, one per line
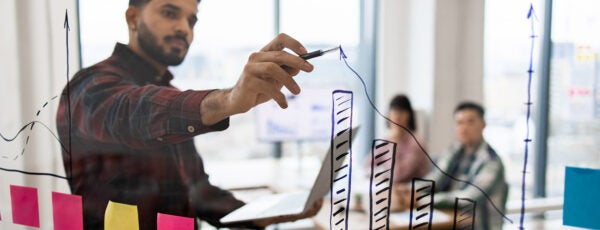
52,192,83,230
10,185,40,227
157,213,194,230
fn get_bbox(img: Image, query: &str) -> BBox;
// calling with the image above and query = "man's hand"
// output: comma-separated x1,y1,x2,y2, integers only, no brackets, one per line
252,198,323,228
200,33,314,125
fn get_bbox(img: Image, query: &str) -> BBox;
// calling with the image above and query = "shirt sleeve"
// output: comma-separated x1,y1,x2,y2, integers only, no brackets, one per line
71,73,228,149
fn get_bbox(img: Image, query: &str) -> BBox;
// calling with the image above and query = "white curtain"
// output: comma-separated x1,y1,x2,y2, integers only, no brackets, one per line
0,0,79,229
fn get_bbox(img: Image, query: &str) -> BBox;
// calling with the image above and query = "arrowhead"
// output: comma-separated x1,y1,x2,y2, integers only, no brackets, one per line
64,10,70,31
339,45,347,60
527,4,535,19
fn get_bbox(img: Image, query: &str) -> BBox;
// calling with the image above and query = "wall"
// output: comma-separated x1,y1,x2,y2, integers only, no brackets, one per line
377,0,484,155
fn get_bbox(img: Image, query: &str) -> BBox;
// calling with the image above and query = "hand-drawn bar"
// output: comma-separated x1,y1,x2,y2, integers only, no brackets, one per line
409,178,435,230
369,139,397,230
452,198,476,230
329,90,353,230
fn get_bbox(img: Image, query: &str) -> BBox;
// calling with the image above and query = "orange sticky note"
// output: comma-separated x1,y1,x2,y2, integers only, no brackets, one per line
157,213,194,230
52,192,83,230
10,185,40,227
105,201,139,230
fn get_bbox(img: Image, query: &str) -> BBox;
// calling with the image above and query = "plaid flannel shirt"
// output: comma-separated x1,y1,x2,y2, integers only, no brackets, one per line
425,140,508,230
57,43,257,229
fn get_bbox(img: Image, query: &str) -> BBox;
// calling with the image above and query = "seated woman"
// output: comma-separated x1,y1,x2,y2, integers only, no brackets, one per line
366,94,430,184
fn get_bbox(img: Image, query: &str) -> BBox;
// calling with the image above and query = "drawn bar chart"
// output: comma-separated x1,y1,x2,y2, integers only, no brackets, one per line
329,90,353,230
409,178,435,230
452,198,476,230
369,139,397,230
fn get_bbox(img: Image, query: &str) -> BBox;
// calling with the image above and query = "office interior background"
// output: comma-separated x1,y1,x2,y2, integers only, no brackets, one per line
1,0,599,229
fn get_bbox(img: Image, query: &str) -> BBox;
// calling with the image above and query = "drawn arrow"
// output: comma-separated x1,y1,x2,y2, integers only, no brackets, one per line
64,9,73,180
520,3,537,229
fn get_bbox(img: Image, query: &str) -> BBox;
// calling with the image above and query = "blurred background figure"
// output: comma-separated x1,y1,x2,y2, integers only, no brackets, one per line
424,101,508,229
375,94,430,183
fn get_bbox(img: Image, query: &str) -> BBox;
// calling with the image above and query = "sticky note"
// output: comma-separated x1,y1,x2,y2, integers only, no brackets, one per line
563,166,600,229
52,192,83,230
157,213,194,230
10,185,40,227
105,201,139,230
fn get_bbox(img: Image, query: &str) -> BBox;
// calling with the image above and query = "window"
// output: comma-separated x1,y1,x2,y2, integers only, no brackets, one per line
484,0,544,200
546,0,600,197
78,0,365,161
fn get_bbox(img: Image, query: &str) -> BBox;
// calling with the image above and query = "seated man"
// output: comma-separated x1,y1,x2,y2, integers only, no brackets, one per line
424,102,508,229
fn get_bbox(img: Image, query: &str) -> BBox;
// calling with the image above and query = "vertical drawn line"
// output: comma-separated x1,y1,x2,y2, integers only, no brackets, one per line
452,198,476,230
64,10,73,180
329,90,353,230
336,46,512,224
520,4,537,229
409,178,435,230
369,140,395,230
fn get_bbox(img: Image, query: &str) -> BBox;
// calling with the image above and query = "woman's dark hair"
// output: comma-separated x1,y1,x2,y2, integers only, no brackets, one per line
389,94,416,131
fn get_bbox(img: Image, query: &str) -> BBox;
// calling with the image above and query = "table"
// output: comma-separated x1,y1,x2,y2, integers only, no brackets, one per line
312,201,455,230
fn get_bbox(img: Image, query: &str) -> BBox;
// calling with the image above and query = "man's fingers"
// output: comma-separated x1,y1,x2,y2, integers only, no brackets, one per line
248,50,314,73
246,62,301,95
261,33,308,56
245,75,289,108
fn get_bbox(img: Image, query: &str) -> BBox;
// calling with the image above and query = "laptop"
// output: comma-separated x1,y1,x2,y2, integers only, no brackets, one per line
220,126,359,224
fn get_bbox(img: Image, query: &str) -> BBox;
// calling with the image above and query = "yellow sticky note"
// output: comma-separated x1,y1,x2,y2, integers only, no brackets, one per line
105,201,139,230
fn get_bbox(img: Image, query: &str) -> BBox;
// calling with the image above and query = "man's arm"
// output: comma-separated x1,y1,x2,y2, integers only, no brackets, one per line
64,73,227,149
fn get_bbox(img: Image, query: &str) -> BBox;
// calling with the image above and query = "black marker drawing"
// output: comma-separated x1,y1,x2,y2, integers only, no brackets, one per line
369,139,396,230
336,46,512,224
452,198,476,230
0,10,71,180
0,96,58,160
409,178,435,230
329,90,353,230
63,9,73,180
519,4,537,229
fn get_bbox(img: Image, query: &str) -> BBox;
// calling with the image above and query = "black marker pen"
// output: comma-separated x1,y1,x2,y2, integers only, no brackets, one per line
300,46,340,60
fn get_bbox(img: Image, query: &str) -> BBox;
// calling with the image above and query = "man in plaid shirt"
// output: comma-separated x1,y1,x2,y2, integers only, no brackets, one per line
425,102,508,229
56,0,320,229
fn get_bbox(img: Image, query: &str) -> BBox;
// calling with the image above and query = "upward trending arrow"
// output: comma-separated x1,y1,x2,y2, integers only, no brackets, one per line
527,3,537,20
64,10,70,31
64,9,72,180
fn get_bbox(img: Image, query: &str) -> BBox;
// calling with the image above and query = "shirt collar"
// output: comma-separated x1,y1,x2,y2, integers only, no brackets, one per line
111,43,174,86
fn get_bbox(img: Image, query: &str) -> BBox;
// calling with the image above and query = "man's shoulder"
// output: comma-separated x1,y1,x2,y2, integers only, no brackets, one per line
481,141,501,161
71,57,127,86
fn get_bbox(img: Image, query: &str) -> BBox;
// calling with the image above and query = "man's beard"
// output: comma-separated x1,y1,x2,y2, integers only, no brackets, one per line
137,20,189,66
